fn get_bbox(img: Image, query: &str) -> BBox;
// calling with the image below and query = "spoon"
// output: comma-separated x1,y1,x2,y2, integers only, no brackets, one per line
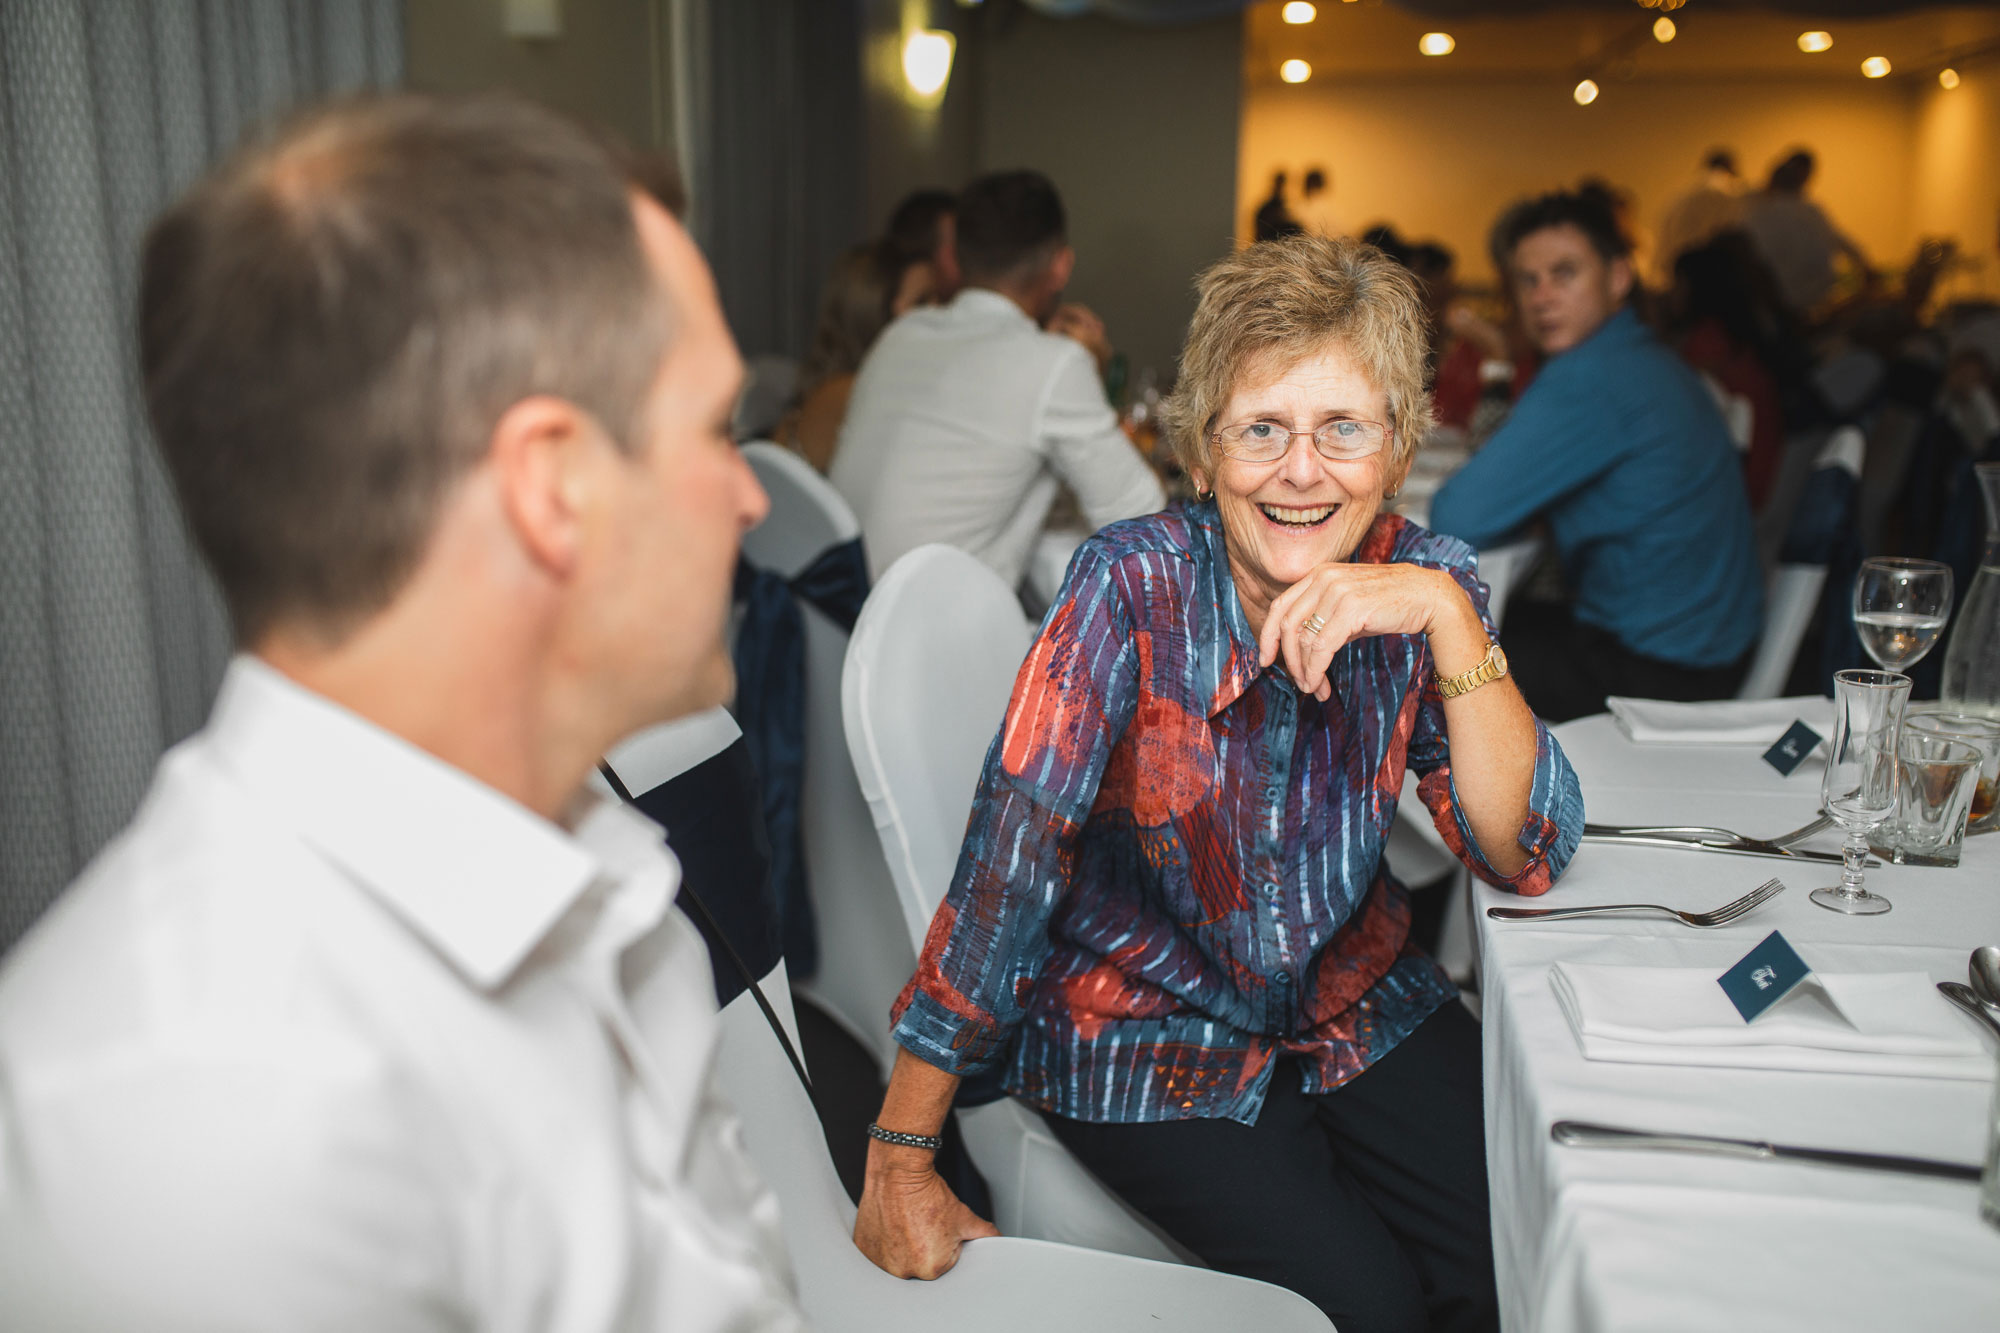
1970,946,2000,1011
1938,982,2000,1041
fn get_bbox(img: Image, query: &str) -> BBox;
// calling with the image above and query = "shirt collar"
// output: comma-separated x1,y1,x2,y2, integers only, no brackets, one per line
204,656,674,991
952,286,1039,329
1575,305,1643,356
1188,499,1409,718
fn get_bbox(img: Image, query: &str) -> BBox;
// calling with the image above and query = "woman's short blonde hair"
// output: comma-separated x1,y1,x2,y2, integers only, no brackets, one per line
1162,234,1432,479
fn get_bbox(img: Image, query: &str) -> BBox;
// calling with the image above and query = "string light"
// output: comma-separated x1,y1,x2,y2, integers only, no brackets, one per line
1940,68,1961,90
1418,32,1455,57
1281,2,1316,23
1798,31,1833,54
1280,59,1312,84
1862,56,1891,79
1574,79,1600,105
1653,16,1676,43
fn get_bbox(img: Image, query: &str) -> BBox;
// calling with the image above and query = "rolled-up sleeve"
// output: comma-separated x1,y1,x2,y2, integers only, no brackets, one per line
890,549,1139,1077
1403,558,1584,896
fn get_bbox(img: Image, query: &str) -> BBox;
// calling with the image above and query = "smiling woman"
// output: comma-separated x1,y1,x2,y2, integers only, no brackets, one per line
851,229,1585,1333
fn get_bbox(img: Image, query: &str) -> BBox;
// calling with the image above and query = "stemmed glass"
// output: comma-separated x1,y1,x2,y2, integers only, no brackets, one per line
1812,668,1911,916
1853,557,1954,672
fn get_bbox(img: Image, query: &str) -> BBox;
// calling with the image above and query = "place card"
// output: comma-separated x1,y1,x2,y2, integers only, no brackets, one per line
1761,720,1823,777
1718,930,1828,1022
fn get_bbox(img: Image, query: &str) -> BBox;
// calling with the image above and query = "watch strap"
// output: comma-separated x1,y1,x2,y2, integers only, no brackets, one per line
1436,641,1506,699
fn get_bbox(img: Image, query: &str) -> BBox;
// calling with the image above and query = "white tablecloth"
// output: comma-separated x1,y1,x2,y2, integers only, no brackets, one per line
1477,713,2000,1333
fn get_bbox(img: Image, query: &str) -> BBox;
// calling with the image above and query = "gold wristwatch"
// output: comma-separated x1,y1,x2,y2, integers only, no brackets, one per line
1436,641,1508,699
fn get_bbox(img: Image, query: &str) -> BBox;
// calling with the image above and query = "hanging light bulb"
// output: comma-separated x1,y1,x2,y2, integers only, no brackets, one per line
1282,2,1316,23
1419,33,1455,57
1653,16,1676,43
1280,59,1312,84
1940,68,1961,90
1862,56,1891,79
1798,31,1833,54
1574,79,1600,105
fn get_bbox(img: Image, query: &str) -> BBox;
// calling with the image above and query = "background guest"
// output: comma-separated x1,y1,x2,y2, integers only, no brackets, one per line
1653,147,1747,285
884,186,961,311
1430,188,1762,721
776,240,907,471
830,168,1164,588
1742,149,1871,318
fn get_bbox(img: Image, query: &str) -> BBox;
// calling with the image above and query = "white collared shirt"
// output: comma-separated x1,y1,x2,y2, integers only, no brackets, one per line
0,658,804,1332
829,287,1166,587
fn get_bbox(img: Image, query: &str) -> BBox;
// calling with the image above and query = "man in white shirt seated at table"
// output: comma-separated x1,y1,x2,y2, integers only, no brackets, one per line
830,169,1165,587
0,95,804,1331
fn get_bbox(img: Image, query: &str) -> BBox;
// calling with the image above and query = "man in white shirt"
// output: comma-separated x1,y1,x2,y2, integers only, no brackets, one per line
1653,147,1746,284
830,170,1165,588
1742,149,1870,315
0,96,804,1331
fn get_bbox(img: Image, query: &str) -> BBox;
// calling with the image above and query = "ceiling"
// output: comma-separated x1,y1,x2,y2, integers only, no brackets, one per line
1242,1,2000,84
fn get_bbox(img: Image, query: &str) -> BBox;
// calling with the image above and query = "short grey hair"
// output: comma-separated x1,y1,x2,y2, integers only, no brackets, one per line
1162,234,1432,479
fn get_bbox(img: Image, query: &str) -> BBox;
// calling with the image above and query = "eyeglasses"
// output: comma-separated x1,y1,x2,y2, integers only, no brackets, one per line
1209,418,1390,463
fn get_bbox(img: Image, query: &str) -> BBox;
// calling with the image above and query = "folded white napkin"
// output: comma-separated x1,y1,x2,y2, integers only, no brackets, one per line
1606,696,1834,746
1549,961,1992,1080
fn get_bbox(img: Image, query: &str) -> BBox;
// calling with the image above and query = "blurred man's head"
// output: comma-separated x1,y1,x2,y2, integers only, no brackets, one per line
954,170,1073,324
1491,189,1634,356
1703,148,1738,179
139,94,764,750
1769,150,1815,194
886,187,960,303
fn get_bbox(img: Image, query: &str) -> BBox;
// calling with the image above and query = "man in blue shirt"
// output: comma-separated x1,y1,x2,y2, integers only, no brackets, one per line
1430,189,1762,721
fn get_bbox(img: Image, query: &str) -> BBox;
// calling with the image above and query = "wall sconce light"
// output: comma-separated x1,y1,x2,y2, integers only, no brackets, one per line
904,28,955,100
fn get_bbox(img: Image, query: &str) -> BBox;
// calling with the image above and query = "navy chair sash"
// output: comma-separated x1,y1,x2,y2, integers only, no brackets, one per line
731,537,870,979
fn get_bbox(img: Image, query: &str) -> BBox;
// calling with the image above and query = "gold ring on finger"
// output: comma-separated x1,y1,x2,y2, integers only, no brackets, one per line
1302,614,1328,638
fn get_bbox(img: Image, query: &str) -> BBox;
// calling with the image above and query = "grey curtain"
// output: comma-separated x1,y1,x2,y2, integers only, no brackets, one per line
0,0,402,954
676,0,863,360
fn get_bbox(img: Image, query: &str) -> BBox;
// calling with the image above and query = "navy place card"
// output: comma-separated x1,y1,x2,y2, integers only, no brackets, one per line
1717,930,1813,1022
1762,720,1823,777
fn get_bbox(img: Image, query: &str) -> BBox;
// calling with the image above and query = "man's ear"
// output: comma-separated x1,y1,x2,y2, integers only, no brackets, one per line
1047,244,1077,293
489,395,594,579
1607,255,1635,307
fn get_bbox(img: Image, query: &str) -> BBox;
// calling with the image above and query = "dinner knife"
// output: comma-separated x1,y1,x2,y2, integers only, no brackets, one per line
1550,1120,1981,1181
1579,828,1871,868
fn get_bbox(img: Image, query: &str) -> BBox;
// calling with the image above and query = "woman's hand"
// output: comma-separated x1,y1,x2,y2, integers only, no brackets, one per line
853,1145,1000,1279
1257,562,1483,702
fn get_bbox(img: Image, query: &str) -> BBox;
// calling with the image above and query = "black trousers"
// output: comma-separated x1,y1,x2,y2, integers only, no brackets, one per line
1039,1002,1497,1333
1503,599,1752,724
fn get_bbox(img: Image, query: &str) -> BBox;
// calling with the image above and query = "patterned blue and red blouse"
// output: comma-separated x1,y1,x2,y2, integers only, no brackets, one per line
890,500,1585,1126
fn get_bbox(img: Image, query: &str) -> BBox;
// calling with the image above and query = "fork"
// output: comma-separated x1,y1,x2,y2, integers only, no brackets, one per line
1582,813,1833,848
1486,876,1787,928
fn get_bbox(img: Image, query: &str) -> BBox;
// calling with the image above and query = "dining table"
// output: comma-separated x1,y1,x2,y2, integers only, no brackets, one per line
1476,709,2000,1332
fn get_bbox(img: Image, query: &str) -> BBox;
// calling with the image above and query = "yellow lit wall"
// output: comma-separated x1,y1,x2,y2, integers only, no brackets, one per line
1911,66,2000,301
1240,77,1921,288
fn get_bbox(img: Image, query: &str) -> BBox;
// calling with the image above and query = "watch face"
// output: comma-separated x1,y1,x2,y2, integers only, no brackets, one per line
1491,643,1508,675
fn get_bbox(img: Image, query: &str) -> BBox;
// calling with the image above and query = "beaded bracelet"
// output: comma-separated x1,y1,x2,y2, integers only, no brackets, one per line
866,1122,943,1152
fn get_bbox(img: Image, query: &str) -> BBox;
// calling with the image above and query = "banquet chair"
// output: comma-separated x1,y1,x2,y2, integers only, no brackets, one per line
739,442,914,1074
712,958,1334,1332
841,543,1195,1264
1778,426,1869,692
1735,565,1828,700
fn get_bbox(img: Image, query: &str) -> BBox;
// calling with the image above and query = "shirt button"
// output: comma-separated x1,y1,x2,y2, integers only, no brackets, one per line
1265,880,1283,899
1274,970,1291,986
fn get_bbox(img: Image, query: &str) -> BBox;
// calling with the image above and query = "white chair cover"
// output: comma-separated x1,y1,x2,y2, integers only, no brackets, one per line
740,442,915,1073
713,960,1334,1332
840,542,1194,1264
1735,565,1828,701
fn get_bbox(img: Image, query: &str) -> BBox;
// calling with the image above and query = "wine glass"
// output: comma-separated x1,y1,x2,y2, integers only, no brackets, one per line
1853,557,1953,672
1812,668,1911,916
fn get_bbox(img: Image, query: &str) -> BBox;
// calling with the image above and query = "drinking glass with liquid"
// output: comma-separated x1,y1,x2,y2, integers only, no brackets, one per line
1853,557,1954,672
